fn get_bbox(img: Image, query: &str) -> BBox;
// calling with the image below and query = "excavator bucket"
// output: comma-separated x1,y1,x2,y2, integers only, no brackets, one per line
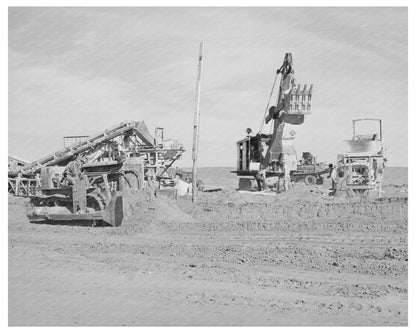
282,113,305,125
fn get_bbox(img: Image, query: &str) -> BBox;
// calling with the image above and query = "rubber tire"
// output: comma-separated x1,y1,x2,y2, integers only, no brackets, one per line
304,175,317,186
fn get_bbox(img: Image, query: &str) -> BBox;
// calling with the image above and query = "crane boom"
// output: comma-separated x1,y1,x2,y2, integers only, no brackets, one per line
234,52,313,183
262,53,312,168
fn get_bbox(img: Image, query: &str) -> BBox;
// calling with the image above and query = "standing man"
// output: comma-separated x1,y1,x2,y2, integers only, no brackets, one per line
327,163,337,194
255,167,268,191
282,161,291,192
35,173,41,188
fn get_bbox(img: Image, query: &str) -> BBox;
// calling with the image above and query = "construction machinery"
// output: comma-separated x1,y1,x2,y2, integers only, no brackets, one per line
27,158,144,226
233,53,314,189
9,120,185,226
336,118,387,197
291,152,328,185
8,156,36,196
8,155,29,172
8,121,184,197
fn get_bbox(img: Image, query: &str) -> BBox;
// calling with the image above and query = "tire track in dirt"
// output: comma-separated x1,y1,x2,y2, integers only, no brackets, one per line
8,190,408,325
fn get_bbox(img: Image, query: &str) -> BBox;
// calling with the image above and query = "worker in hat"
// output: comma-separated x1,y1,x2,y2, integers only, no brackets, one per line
327,163,337,194
61,154,84,185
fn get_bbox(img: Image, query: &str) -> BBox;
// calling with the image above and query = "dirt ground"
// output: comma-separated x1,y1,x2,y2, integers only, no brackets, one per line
8,168,408,326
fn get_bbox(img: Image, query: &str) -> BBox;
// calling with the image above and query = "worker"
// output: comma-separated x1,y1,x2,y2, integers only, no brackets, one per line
282,161,291,191
371,158,378,180
123,131,132,150
175,167,184,179
255,168,268,191
113,145,123,162
327,163,337,194
35,173,41,188
62,154,83,185
258,141,268,168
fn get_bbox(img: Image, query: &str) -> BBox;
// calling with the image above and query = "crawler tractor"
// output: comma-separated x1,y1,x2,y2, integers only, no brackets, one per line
27,158,144,226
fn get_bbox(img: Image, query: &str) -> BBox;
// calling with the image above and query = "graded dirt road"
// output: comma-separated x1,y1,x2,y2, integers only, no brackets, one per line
8,168,408,326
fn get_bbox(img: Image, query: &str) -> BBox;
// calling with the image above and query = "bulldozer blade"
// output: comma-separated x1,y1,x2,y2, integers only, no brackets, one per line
105,194,124,227
27,195,124,227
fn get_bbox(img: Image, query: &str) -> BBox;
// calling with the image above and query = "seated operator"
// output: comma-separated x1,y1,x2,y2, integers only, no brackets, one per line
61,154,84,185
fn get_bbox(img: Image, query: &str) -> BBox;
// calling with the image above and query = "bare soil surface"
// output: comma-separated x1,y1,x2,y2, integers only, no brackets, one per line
9,168,408,326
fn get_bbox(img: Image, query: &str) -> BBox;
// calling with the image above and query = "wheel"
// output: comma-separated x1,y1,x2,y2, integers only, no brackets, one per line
86,194,104,212
123,172,139,190
304,175,317,186
352,189,368,195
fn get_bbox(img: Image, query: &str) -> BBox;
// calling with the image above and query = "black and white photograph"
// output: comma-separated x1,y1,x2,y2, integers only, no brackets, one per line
6,3,411,328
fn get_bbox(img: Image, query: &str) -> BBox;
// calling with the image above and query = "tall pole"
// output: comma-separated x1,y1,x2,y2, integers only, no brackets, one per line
192,42,204,203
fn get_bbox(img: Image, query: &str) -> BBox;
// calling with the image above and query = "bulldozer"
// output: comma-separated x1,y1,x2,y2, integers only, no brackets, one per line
27,157,144,227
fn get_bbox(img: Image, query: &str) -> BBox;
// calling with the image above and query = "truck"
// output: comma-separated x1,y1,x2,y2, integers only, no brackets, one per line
291,152,328,185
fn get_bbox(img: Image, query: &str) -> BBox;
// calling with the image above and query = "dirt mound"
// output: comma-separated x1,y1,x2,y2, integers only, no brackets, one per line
8,171,408,325
8,194,30,207
121,189,196,232
193,183,342,207
8,195,30,226
176,190,408,233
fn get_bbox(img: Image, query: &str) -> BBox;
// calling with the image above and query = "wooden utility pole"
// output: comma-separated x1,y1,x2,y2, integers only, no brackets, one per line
192,42,204,203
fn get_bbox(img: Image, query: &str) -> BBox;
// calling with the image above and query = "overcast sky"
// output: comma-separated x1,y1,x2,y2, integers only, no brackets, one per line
8,7,407,167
